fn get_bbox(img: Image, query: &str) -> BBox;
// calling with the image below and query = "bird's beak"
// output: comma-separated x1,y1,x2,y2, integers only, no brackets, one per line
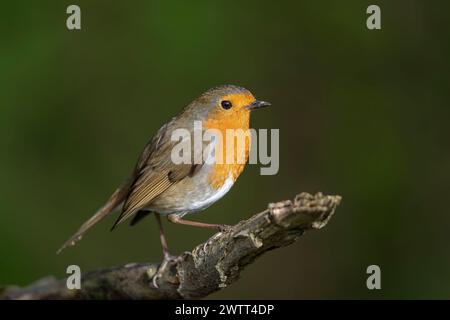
246,100,271,111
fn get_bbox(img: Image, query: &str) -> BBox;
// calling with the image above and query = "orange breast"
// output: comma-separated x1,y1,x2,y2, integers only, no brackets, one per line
204,109,251,190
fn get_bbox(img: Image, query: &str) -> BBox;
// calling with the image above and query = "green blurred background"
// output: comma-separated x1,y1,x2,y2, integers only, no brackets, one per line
1,0,449,299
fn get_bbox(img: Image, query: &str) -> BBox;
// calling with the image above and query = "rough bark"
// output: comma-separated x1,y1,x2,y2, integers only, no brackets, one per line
0,192,341,300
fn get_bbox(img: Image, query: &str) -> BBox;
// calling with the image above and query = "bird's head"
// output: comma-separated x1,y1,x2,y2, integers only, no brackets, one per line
183,85,270,129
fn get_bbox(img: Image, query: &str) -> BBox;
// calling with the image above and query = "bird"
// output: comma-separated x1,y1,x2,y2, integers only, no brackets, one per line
57,85,270,285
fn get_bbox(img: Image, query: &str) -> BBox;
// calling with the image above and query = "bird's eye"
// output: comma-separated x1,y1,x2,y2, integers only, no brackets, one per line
221,100,232,110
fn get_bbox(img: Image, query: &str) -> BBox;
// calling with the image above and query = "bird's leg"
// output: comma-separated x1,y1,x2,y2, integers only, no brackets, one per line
152,213,179,288
167,214,232,232
155,213,175,260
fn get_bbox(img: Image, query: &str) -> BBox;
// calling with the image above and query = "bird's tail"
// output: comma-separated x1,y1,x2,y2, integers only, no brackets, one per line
57,182,130,254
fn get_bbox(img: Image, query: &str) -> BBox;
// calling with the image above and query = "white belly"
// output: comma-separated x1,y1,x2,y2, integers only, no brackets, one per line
184,173,234,212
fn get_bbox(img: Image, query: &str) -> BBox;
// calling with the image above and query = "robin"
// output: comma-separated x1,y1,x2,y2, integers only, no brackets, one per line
57,85,270,284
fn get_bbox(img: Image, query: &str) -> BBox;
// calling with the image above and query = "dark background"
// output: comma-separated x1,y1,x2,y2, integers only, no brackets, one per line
1,0,449,299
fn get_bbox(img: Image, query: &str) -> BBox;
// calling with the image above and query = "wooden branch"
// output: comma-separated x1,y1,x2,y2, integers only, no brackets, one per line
0,192,341,300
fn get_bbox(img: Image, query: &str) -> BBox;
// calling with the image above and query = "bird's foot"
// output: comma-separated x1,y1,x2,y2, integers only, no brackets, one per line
152,253,180,288
217,224,232,232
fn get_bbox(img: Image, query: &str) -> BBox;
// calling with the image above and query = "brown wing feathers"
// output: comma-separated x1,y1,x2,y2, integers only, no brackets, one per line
111,172,172,228
58,120,203,253
111,163,195,229
111,121,199,228
57,124,170,253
